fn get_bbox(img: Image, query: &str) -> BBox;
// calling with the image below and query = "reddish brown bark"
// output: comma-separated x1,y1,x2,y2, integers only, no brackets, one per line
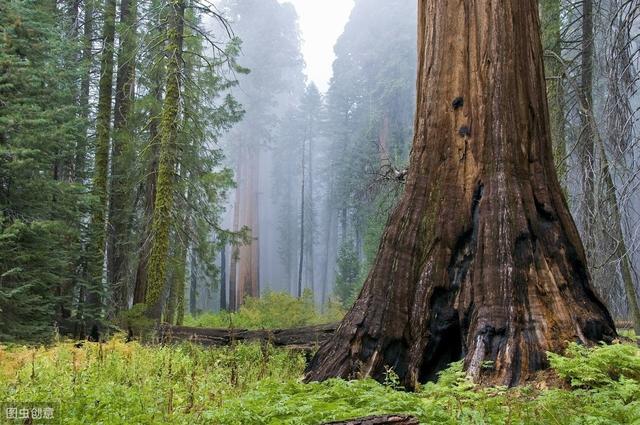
234,147,260,305
305,0,616,389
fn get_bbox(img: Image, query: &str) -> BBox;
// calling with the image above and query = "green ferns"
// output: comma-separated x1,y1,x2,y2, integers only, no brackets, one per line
0,340,638,424
548,342,640,388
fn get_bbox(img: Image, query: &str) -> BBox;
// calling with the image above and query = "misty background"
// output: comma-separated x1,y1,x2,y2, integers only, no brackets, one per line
190,0,640,325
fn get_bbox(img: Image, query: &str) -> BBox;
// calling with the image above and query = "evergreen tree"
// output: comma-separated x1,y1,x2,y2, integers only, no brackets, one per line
221,0,306,303
307,0,616,390
333,241,361,309
144,0,243,321
0,0,85,341
86,0,117,332
107,0,138,313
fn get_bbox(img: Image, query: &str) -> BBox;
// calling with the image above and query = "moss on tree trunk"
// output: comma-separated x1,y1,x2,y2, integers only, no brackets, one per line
145,0,185,321
107,0,138,312
86,0,116,328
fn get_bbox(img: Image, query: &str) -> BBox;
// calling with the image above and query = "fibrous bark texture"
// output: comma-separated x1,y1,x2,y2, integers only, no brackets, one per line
305,0,616,389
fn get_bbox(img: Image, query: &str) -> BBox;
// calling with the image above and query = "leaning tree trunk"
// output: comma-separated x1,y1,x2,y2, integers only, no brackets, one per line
305,0,616,389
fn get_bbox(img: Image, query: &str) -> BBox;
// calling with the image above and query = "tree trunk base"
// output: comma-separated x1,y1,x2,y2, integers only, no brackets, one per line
304,0,618,390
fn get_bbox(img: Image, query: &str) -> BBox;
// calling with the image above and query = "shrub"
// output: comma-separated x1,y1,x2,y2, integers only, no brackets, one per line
184,290,345,329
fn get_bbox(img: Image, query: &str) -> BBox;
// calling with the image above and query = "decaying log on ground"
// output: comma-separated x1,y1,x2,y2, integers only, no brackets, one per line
157,323,337,350
322,415,420,425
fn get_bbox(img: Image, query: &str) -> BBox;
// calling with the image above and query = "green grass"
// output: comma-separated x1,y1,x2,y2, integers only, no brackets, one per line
0,338,638,424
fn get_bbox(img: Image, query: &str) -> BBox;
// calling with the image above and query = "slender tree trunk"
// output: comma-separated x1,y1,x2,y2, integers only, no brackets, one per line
340,208,348,244
67,0,81,34
298,138,306,298
172,180,190,325
132,56,164,305
189,246,198,316
166,235,187,325
72,0,93,333
176,255,186,325
87,0,117,329
598,142,640,339
93,0,117,252
305,0,616,389
307,132,315,297
75,0,93,180
228,246,238,311
236,147,260,304
322,206,338,307
107,0,138,312
229,171,241,311
145,0,185,321
540,0,567,186
220,244,227,311
252,171,260,297
579,0,596,258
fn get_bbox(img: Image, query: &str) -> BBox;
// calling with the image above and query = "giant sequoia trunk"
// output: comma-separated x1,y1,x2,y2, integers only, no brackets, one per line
305,0,616,389
233,146,260,305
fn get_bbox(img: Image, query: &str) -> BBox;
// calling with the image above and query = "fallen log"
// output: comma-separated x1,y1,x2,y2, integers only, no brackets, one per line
321,415,420,425
158,320,634,350
157,323,338,350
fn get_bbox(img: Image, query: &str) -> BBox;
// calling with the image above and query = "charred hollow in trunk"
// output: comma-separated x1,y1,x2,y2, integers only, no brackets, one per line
304,0,616,390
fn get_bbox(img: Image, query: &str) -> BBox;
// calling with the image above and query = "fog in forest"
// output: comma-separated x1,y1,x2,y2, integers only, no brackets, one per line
188,0,640,324
190,0,418,313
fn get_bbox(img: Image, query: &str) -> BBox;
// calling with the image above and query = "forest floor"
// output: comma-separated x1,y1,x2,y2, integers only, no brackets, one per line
0,335,638,424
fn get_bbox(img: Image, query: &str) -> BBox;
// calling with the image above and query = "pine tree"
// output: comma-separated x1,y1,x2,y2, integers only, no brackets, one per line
0,0,85,342
107,0,138,312
144,1,243,321
86,0,117,331
145,0,186,321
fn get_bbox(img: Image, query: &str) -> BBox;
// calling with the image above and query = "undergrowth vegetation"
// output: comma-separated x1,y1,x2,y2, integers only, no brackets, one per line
0,338,638,424
183,291,345,329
